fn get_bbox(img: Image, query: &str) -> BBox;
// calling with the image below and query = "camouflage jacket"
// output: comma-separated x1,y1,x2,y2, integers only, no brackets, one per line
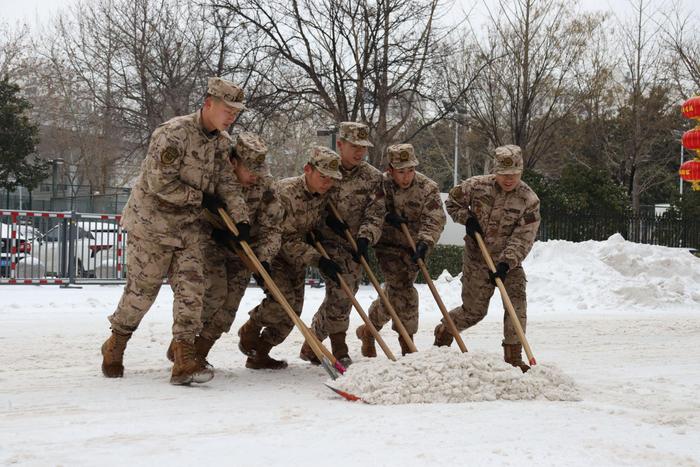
378,171,446,251
320,161,385,244
276,175,330,270
214,175,283,264
446,175,540,269
122,111,248,248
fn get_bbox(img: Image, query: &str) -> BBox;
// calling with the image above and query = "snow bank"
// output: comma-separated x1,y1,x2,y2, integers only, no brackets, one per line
437,234,700,313
524,234,700,311
331,347,580,405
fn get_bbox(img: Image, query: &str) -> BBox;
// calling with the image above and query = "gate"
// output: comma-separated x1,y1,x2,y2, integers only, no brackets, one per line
0,210,127,285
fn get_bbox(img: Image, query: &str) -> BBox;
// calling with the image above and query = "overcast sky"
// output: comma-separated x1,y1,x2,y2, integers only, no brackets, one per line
0,0,680,30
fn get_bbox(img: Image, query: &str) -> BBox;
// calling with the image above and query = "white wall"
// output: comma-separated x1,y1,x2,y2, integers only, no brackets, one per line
437,193,464,246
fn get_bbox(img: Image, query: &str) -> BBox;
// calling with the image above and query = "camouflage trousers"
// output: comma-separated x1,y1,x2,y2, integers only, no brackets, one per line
248,258,306,346
367,245,420,335
311,240,363,339
200,243,251,341
108,232,205,342
445,242,527,345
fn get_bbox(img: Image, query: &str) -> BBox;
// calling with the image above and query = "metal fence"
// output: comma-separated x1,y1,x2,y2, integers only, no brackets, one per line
1,210,126,285
538,210,700,250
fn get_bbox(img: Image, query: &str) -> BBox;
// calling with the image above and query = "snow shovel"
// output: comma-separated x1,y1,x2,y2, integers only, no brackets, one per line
213,207,347,380
328,203,418,353
399,223,468,353
473,231,536,367
310,234,397,362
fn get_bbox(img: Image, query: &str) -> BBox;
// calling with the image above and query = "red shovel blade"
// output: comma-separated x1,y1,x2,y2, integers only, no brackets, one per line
325,384,365,403
529,357,537,366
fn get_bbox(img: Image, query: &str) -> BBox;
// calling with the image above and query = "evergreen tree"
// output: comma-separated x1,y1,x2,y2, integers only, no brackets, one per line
0,77,46,198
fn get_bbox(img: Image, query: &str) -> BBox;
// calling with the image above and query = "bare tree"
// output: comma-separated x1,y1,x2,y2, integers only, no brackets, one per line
211,0,476,166
613,0,674,212
463,0,605,170
660,0,700,97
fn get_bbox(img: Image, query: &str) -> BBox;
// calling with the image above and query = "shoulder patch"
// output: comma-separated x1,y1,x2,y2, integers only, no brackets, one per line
524,212,538,225
262,190,275,203
448,185,463,198
161,146,180,165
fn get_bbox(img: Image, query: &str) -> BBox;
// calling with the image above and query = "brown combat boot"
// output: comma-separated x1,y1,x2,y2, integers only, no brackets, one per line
246,341,288,370
433,323,454,347
170,339,215,385
166,335,216,369
330,332,352,367
503,343,530,373
299,339,321,365
101,330,132,378
398,334,415,356
194,335,216,370
355,324,377,358
237,319,261,357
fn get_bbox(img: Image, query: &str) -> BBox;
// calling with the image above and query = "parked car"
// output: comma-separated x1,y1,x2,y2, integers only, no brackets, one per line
38,221,122,278
1,223,33,277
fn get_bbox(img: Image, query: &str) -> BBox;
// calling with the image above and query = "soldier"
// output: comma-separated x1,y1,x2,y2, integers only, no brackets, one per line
236,146,344,369
165,132,283,369
435,145,540,372
101,77,250,385
356,143,446,357
300,122,385,367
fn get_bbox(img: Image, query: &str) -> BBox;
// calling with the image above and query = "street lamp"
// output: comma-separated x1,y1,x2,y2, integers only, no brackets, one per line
443,103,468,187
316,126,338,151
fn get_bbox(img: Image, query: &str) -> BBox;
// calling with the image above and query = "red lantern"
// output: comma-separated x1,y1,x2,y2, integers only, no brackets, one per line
682,128,700,152
681,96,700,120
679,159,700,191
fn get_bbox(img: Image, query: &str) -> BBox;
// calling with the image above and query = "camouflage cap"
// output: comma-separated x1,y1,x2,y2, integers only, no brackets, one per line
493,145,523,175
207,77,246,110
234,132,268,175
308,146,342,180
387,143,418,169
338,121,374,147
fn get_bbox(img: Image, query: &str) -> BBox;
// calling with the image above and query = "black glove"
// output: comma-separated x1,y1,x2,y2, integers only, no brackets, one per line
305,229,324,246
489,262,510,285
211,228,232,249
202,192,223,212
465,216,484,240
352,237,370,263
232,222,251,243
385,211,407,228
318,257,342,285
326,214,349,237
253,260,271,288
411,241,429,264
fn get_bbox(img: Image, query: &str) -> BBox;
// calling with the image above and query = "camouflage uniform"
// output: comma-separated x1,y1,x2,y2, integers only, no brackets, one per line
109,78,248,343
200,133,283,342
443,145,540,347
367,144,446,337
310,122,386,341
248,147,342,347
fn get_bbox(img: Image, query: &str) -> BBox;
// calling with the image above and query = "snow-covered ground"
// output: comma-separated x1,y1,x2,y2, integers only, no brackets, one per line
1,234,699,466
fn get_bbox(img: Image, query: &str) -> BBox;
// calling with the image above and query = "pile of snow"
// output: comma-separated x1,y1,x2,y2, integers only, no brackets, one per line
331,347,580,405
436,234,700,313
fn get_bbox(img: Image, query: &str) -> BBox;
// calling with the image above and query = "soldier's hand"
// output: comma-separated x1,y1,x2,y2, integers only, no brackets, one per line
232,222,251,243
318,257,342,285
385,211,408,228
465,216,483,240
253,261,272,288
411,241,429,264
202,192,223,212
325,214,349,237
489,262,510,285
305,229,324,246
352,237,370,263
